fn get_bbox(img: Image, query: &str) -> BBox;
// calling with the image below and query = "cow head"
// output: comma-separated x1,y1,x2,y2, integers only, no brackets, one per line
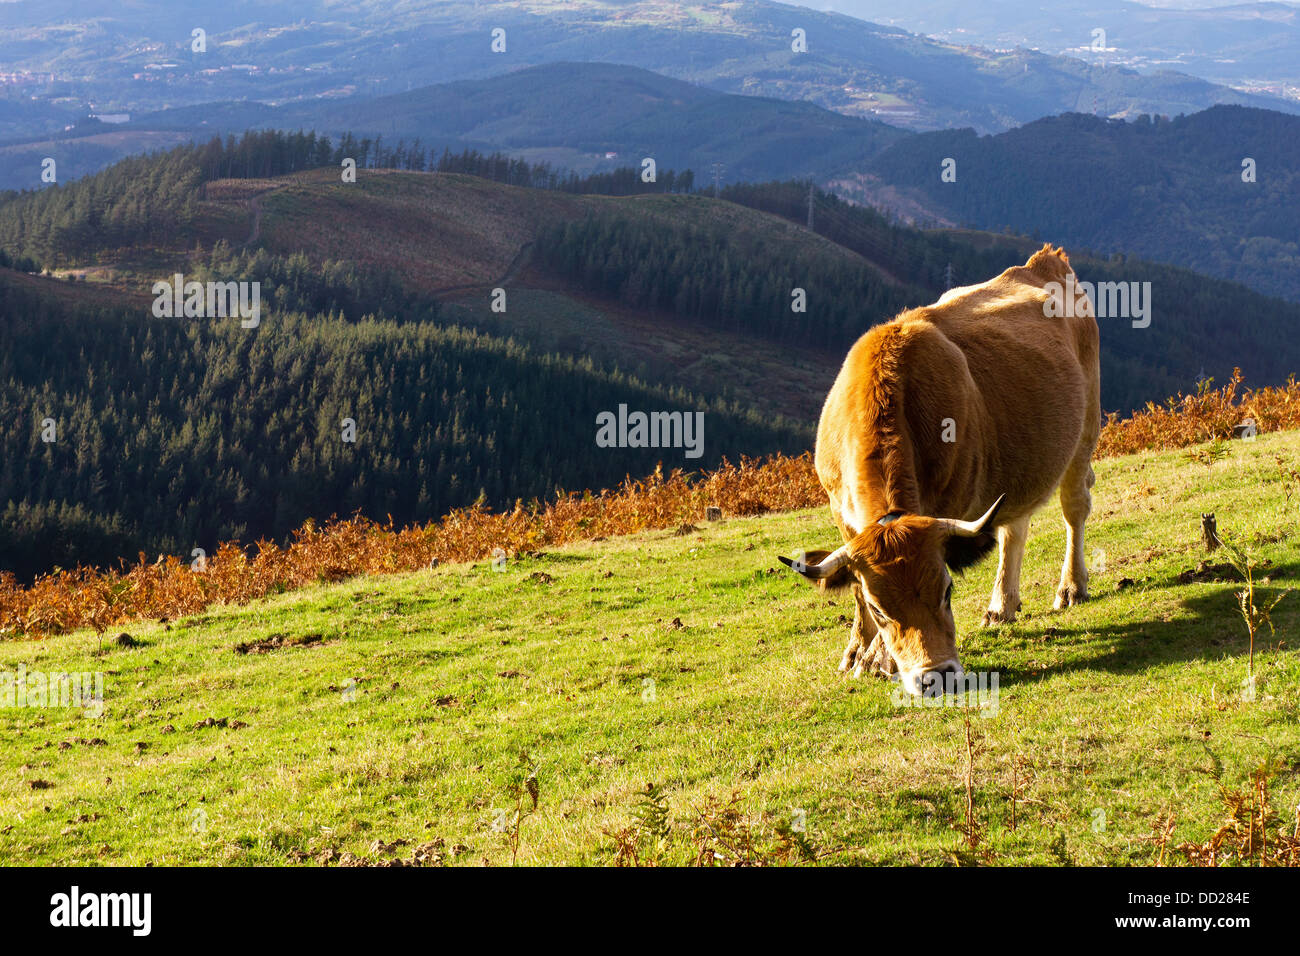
780,495,1004,696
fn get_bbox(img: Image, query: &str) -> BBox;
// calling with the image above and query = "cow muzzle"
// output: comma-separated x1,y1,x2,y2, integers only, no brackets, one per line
899,659,964,698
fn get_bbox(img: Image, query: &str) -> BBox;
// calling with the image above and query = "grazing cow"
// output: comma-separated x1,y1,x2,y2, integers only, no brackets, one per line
780,245,1100,696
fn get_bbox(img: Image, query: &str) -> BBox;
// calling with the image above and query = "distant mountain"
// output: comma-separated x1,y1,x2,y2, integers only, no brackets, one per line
855,105,1300,301
0,129,196,193
7,53,1296,312
126,63,909,185
802,1,1300,90
0,0,1294,147
97,64,1300,308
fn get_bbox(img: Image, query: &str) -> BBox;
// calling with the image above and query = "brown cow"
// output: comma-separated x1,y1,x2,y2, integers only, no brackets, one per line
780,244,1100,696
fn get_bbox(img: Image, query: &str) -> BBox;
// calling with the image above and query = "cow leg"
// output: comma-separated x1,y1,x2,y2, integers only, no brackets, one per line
1054,460,1094,609
840,584,896,679
981,516,1030,626
838,584,870,672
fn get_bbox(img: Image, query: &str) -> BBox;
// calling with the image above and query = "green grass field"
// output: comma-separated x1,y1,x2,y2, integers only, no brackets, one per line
3,432,1298,866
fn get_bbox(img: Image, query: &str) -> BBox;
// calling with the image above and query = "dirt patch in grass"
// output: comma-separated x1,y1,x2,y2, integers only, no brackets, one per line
1177,559,1271,584
234,632,332,654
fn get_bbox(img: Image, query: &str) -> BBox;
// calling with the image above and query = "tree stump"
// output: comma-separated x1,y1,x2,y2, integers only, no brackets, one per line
1201,513,1220,552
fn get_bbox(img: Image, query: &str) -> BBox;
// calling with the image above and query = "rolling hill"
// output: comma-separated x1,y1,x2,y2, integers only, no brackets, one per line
856,105,1300,301
10,139,1300,417
6,55,1295,313
6,139,1300,579
128,62,910,187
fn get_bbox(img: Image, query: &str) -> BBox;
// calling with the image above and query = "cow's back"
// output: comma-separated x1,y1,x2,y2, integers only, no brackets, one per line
816,246,1100,530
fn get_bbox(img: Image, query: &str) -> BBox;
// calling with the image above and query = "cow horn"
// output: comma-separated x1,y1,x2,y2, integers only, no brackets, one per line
779,544,851,580
936,494,1006,537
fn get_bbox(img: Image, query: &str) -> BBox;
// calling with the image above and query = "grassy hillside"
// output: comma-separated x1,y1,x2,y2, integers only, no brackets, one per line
254,169,588,293
3,429,1296,866
0,161,869,425
5,163,853,424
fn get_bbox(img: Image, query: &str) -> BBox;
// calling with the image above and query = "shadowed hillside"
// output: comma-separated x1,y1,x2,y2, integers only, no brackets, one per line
860,107,1300,302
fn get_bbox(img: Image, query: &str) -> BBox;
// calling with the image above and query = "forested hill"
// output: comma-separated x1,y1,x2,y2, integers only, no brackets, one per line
0,265,807,581
4,131,1300,413
532,185,1300,417
863,106,1300,302
4,135,1300,578
2,130,1300,416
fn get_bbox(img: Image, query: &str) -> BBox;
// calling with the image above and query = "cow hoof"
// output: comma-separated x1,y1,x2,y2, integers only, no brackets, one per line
854,635,896,680
838,639,863,673
981,608,1017,627
1053,585,1089,610
845,636,894,679
850,657,895,680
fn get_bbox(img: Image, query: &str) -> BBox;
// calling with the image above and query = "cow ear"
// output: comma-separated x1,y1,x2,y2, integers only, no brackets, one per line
935,495,1003,572
943,532,997,574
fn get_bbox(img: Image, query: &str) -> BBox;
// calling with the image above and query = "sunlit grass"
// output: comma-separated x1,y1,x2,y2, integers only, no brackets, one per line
2,431,1297,865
